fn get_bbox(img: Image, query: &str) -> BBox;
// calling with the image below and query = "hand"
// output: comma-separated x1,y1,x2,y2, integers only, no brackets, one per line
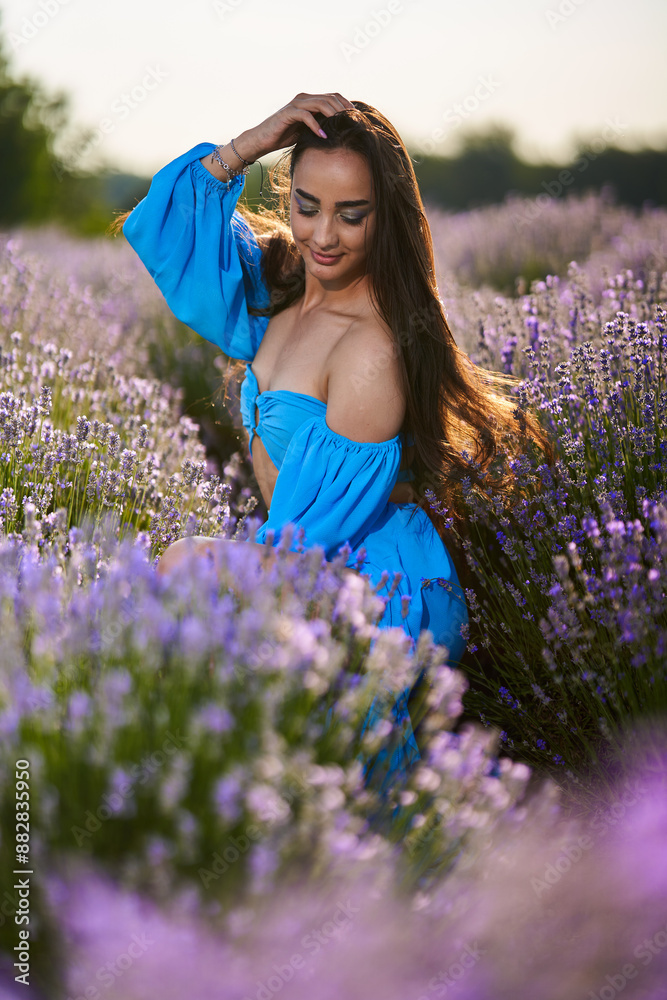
242,93,356,159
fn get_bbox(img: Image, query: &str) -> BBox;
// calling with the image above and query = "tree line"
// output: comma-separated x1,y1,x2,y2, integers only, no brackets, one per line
0,20,664,237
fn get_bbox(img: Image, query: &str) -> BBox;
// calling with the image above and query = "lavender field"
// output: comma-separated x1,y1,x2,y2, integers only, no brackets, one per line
1,188,666,999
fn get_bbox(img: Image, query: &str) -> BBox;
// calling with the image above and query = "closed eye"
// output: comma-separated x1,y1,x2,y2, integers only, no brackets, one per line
296,208,365,226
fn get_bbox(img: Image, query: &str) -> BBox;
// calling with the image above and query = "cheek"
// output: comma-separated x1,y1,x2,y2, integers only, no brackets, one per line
290,212,313,240
351,222,373,252
289,205,305,237
290,219,307,244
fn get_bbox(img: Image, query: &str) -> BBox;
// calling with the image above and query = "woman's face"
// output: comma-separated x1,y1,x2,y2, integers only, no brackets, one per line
290,147,376,284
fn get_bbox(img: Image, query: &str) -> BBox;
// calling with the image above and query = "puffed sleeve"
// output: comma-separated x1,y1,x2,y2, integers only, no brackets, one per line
122,142,270,362
254,415,402,562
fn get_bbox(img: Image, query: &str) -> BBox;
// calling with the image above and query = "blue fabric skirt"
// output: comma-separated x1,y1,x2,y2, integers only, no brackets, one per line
347,502,469,798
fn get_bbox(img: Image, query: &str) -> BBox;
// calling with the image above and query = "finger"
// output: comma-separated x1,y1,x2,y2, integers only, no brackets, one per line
281,95,352,138
291,102,338,135
299,92,354,111
293,94,349,118
330,93,356,111
283,108,327,139
305,112,328,137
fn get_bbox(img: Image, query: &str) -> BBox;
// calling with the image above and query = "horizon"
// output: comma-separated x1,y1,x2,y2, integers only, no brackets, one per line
1,0,665,179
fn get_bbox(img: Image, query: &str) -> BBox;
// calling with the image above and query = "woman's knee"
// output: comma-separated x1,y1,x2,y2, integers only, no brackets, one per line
156,535,225,577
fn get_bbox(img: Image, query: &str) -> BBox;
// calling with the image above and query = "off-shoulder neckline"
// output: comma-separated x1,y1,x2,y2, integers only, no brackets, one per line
244,364,401,448
318,414,401,448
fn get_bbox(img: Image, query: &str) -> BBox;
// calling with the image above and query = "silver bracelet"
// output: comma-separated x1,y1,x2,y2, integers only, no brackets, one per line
231,137,253,166
211,140,253,181
211,139,265,196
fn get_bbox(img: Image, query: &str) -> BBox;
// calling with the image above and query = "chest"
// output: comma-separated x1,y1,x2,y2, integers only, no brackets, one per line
243,303,416,512
249,303,354,402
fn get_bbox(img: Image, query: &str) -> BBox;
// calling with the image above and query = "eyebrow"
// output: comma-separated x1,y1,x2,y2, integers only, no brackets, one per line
294,188,370,208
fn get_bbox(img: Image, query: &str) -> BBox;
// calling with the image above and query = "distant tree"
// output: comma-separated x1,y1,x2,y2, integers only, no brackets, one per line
445,125,522,207
2,15,665,235
412,125,525,210
411,122,667,212
0,25,62,223
0,15,111,232
561,143,667,209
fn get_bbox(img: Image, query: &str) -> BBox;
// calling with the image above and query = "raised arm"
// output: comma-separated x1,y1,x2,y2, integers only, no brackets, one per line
122,141,271,362
198,133,260,184
122,95,356,363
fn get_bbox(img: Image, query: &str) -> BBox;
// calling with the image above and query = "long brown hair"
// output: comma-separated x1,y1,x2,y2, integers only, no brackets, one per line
109,102,553,542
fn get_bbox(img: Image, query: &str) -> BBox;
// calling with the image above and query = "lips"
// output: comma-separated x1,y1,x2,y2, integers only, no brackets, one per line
310,248,343,265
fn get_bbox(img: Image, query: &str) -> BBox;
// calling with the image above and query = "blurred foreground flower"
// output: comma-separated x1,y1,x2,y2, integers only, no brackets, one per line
15,736,665,1000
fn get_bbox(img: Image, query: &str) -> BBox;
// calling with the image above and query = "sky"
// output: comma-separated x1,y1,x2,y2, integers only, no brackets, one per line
1,0,666,179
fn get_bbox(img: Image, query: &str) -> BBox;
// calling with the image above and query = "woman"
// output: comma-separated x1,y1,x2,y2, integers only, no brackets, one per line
113,93,550,794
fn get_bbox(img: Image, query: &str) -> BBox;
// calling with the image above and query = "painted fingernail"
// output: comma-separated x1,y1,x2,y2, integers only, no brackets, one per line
318,129,327,138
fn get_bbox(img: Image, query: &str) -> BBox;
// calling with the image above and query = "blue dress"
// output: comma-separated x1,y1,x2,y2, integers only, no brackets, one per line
123,142,469,796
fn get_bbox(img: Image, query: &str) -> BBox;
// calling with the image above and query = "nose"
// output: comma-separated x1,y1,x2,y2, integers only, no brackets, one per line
312,214,339,252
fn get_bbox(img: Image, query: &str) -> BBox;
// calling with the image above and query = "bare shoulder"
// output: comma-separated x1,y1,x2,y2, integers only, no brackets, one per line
325,315,405,443
330,314,402,390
